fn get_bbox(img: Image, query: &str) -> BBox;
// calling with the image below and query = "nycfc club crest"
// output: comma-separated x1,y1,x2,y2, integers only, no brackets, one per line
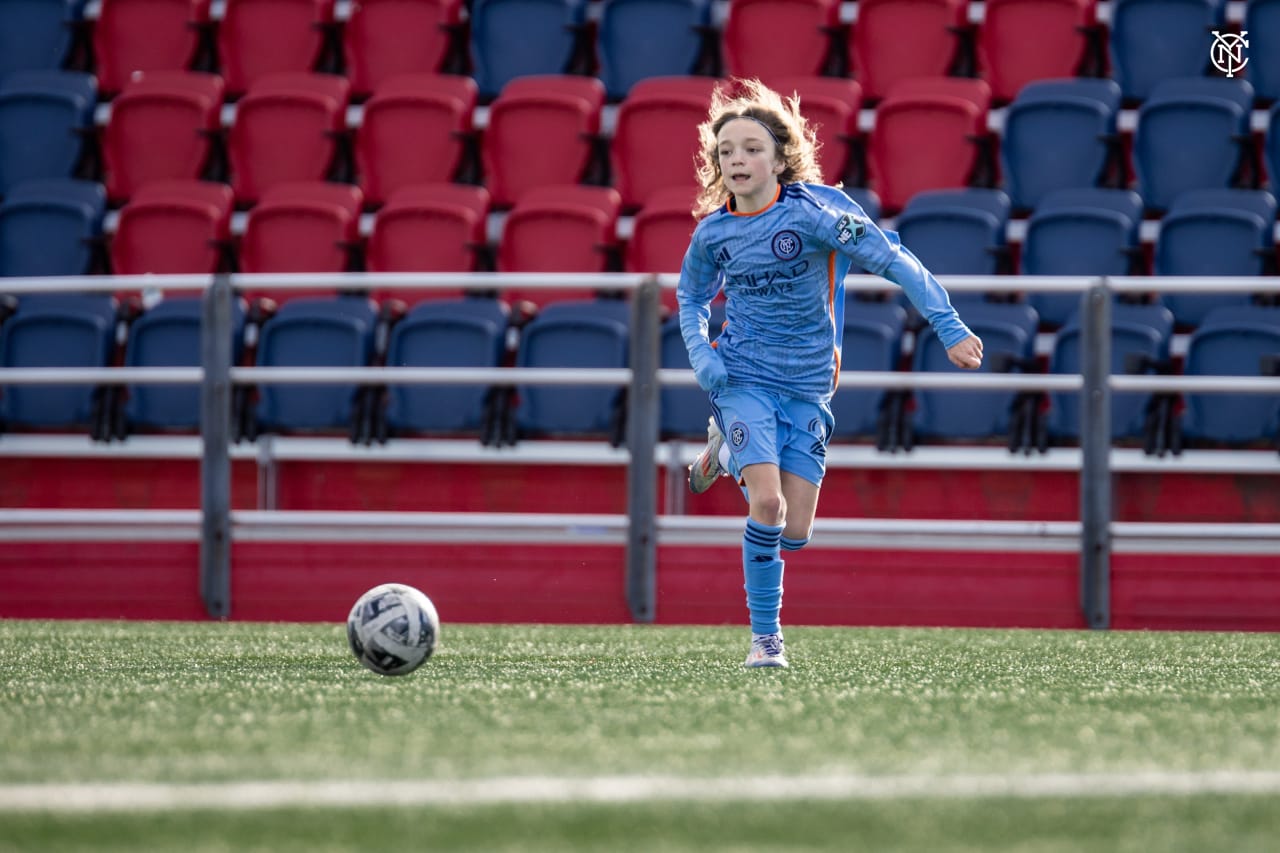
771,230,802,260
1210,30,1249,78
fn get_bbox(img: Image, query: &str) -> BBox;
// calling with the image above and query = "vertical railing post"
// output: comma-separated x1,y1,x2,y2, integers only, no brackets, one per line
625,277,662,623
1079,279,1112,629
200,274,233,619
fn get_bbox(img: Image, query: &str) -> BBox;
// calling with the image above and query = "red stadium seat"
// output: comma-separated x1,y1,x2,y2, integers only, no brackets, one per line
499,185,621,306
93,0,212,95
850,0,968,101
354,74,477,208
977,0,1098,103
722,0,841,80
102,71,225,202
868,77,993,214
343,0,464,98
218,0,336,96
625,186,696,273
228,72,350,205
611,76,720,210
239,181,364,302
483,75,605,208
110,180,234,275
771,76,863,185
366,183,491,302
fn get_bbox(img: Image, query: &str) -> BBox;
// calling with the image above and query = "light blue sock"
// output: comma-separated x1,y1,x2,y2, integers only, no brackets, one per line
743,518,784,635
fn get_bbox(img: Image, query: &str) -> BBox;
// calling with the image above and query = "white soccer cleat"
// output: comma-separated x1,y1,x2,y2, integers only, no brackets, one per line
688,417,727,494
744,633,788,668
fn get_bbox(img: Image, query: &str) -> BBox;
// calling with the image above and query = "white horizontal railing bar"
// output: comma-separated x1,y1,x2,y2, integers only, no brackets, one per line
655,273,1101,295
260,436,630,465
0,275,211,294
1110,375,1280,393
655,369,1084,391
0,509,201,542
222,272,647,292
230,510,630,544
0,435,258,461
1108,276,1280,295
0,367,202,385
230,366,633,386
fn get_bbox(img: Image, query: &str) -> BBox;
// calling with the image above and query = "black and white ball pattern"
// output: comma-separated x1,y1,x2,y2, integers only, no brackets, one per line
347,583,440,676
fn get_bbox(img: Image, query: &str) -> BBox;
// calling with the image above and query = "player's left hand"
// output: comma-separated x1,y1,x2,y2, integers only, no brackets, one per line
946,335,983,370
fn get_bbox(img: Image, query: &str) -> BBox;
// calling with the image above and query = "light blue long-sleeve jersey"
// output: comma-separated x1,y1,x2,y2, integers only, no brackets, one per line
677,182,974,404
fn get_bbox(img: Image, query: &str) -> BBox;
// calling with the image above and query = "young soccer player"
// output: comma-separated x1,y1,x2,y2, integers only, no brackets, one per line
679,80,984,668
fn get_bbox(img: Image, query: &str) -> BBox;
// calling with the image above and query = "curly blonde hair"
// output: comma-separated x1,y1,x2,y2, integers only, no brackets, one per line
693,78,824,218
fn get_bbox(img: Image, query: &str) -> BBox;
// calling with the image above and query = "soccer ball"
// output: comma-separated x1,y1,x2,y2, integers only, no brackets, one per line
346,583,440,676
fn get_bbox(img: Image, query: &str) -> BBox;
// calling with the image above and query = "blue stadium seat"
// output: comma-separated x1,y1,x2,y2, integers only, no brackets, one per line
1246,0,1280,101
0,294,115,431
1153,189,1277,328
1021,188,1145,327
122,297,246,433
0,179,105,277
252,297,379,434
1001,78,1122,210
1048,303,1175,442
831,300,907,443
1134,77,1254,212
469,0,588,99
1261,103,1280,199
0,0,86,80
597,0,711,101
1109,0,1227,101
1179,305,1280,445
659,301,724,437
895,188,1011,284
515,299,630,439
909,302,1039,442
0,70,96,195
384,298,509,436
845,187,881,223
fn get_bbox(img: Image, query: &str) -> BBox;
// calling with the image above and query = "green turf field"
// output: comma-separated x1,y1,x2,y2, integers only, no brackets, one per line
1,620,1278,851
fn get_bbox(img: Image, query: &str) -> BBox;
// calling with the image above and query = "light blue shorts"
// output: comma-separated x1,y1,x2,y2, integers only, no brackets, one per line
709,388,834,486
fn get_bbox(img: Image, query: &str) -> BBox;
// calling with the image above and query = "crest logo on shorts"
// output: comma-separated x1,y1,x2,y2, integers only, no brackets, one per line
771,230,802,260
728,421,749,451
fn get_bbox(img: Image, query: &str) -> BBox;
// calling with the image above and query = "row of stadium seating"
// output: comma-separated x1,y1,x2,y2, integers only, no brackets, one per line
3,176,1276,329
2,293,1278,451
1,68,1275,217
0,0,1273,103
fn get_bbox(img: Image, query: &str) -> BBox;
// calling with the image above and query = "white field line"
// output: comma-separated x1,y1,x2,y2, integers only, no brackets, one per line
2,771,1280,813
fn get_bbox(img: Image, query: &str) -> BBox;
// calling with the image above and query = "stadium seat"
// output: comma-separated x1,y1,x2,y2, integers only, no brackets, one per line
659,300,723,438
0,179,105,277
110,180,234,275
514,299,630,439
1245,0,1280,101
102,71,225,202
1000,78,1122,210
0,70,96,196
0,0,85,80
894,188,1011,280
251,296,379,434
908,301,1039,442
0,294,116,432
218,0,336,96
1153,189,1278,328
228,72,350,204
1047,302,1175,442
343,0,464,97
383,297,509,437
498,185,621,306
868,77,993,214
354,74,477,207
482,75,605,208
977,0,1099,103
611,76,720,210
238,181,364,302
1262,103,1280,199
845,187,882,222
1134,77,1254,212
722,0,841,81
625,186,697,273
597,0,712,100
469,0,589,99
830,300,908,443
1178,305,1280,446
1020,188,1144,326
121,296,246,433
849,0,968,101
771,76,862,185
92,0,211,95
366,183,491,302
1109,0,1227,101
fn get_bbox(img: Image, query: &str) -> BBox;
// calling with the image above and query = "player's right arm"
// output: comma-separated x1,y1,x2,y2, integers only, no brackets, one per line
676,225,728,392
